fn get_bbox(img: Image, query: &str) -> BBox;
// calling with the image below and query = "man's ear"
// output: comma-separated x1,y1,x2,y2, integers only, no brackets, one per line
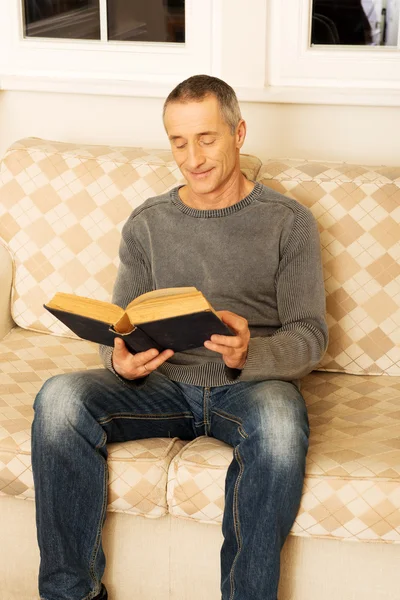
235,120,247,149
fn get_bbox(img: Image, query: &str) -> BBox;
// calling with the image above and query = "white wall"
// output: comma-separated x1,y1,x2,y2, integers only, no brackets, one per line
1,90,400,165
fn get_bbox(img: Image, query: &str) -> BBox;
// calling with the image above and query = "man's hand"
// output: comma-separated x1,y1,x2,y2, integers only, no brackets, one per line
204,310,250,370
112,338,174,380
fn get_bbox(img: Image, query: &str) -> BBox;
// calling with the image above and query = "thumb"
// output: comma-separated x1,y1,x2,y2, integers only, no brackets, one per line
217,310,237,328
113,337,129,357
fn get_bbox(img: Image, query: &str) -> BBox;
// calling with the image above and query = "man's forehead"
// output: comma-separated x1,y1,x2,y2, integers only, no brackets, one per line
164,96,225,135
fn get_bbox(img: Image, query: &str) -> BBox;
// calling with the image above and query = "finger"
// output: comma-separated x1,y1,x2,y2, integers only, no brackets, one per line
140,349,174,372
114,338,160,363
204,340,236,355
209,334,242,347
135,347,161,364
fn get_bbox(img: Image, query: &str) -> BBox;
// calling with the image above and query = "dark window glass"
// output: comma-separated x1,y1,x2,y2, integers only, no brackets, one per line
107,0,185,42
23,0,100,39
311,0,399,46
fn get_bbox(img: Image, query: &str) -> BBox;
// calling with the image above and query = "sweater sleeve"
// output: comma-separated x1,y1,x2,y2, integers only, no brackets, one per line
99,218,153,381
228,207,328,382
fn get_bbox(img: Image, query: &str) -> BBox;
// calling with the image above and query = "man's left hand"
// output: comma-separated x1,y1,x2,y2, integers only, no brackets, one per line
204,310,250,370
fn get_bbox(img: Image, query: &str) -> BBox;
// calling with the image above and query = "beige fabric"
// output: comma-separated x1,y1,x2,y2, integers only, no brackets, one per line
0,242,13,340
258,160,400,376
107,437,186,517
1,326,399,542
168,373,400,542
0,328,185,517
167,437,231,523
0,138,261,337
1,140,398,377
1,495,400,600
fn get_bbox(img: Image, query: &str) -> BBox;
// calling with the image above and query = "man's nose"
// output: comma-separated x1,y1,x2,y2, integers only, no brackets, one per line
185,144,206,170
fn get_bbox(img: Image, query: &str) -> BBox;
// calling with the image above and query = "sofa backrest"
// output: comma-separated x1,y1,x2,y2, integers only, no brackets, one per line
0,137,261,331
259,161,400,376
0,138,399,377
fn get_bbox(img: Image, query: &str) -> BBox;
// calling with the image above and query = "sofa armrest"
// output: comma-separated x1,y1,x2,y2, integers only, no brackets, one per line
0,243,15,340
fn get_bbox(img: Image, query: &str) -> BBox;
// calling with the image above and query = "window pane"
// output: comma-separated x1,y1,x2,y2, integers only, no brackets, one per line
107,0,185,42
311,0,400,46
23,0,100,39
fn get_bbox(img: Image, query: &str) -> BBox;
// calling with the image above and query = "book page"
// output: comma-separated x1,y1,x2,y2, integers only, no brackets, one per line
126,293,213,324
46,292,124,324
126,287,199,309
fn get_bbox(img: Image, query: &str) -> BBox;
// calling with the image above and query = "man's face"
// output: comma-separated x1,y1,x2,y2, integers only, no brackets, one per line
164,95,243,197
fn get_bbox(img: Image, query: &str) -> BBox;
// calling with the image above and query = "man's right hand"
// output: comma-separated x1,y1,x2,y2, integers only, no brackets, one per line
112,338,174,380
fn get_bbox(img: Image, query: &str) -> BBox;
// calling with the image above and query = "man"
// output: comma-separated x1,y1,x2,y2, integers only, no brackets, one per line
32,75,328,600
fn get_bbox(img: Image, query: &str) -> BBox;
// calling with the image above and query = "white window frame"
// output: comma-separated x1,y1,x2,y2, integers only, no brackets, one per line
0,0,216,90
2,0,400,106
268,0,400,89
0,0,269,96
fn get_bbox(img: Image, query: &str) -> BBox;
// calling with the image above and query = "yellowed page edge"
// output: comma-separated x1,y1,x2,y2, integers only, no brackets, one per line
47,292,124,323
127,287,199,308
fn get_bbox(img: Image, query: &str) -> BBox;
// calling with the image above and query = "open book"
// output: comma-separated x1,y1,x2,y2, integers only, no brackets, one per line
44,287,232,353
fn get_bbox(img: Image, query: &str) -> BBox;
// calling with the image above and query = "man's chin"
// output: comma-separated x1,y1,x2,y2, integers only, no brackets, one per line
186,175,218,195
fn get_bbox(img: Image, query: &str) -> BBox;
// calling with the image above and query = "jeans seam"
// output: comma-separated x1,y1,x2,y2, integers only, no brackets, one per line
229,446,245,600
98,412,193,425
86,430,108,600
212,409,248,439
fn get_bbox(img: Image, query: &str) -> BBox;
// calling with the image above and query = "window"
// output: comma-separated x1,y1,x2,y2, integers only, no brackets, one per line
23,1,101,40
311,0,400,47
2,0,400,104
268,0,400,90
22,0,185,43
0,1,207,91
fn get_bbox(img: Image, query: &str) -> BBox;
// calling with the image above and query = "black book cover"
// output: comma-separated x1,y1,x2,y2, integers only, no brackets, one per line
137,311,233,352
44,305,232,353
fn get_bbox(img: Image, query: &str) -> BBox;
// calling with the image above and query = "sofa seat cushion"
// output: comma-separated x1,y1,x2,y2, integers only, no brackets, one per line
168,372,400,543
1,328,400,540
0,327,185,517
258,159,400,377
106,437,186,517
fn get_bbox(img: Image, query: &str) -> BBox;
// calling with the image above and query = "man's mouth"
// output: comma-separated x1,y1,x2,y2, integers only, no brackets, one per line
189,168,214,179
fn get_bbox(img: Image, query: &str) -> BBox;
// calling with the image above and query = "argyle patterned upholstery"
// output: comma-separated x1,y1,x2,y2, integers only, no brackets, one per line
1,139,399,545
167,372,400,542
1,329,399,541
0,138,261,337
258,161,400,376
0,327,184,517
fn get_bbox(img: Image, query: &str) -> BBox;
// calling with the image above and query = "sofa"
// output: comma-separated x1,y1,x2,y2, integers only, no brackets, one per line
0,138,399,600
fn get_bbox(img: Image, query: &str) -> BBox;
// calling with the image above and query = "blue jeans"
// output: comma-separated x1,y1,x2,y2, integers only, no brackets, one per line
32,369,310,600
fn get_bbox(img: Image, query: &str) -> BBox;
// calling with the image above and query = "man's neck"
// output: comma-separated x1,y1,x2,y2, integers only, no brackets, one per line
179,171,255,210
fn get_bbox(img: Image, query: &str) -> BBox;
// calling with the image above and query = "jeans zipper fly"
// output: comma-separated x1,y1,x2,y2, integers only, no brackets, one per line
203,386,211,436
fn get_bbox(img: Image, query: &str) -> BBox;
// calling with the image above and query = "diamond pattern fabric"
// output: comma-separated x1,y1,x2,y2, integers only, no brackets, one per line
107,437,186,517
0,326,399,541
167,372,400,542
0,327,184,516
258,160,400,376
1,140,399,544
0,138,261,337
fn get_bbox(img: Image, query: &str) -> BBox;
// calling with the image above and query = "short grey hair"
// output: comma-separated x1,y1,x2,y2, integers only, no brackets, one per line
163,74,242,134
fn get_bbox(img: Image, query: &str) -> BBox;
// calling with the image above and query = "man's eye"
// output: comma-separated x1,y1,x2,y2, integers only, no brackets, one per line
201,139,215,146
175,143,187,149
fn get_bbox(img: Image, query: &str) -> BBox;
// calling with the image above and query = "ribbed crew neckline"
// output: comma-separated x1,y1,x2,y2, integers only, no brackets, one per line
170,181,263,218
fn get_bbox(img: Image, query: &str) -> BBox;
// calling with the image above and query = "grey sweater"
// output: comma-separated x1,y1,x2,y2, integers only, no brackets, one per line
100,182,328,387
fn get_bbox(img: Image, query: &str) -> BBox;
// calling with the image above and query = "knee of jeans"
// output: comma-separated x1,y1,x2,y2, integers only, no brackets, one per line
33,374,84,441
245,403,309,468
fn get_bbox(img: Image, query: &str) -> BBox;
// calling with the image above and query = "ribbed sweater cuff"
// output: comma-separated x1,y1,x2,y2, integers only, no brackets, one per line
232,338,301,388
